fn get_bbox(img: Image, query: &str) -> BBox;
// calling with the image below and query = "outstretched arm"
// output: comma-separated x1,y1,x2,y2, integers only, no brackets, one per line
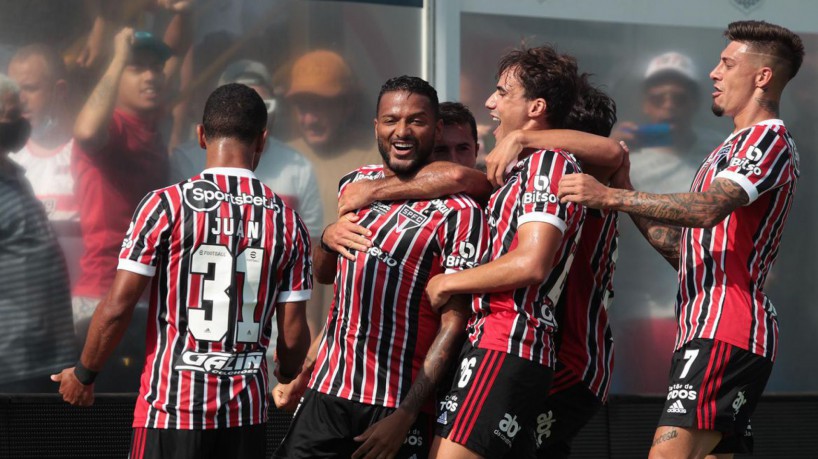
558,174,748,229
485,129,624,186
338,161,491,215
351,296,472,459
52,270,150,406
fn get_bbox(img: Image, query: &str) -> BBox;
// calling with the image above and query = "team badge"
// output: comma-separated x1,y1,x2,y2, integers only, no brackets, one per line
396,205,428,233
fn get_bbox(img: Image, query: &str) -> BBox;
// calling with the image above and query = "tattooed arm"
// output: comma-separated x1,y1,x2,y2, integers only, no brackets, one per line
559,175,749,228
73,28,133,153
351,296,471,459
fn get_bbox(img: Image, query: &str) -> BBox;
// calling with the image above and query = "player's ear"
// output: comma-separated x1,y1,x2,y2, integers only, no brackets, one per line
196,124,207,149
528,98,547,119
756,66,774,90
435,118,443,143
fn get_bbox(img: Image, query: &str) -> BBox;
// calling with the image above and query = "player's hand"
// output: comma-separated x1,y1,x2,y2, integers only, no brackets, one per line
51,367,95,407
485,129,524,187
76,17,110,69
352,408,415,459
272,371,309,412
157,0,196,13
558,173,613,209
338,181,377,216
609,141,633,190
425,273,452,310
322,213,372,261
112,28,135,65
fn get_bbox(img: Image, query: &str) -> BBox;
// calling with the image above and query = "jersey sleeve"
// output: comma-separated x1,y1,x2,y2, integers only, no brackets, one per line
438,202,488,274
715,125,797,204
118,191,172,277
518,150,582,234
276,213,313,303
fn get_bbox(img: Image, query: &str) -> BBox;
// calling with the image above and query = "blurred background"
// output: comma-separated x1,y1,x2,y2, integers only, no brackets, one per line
0,0,814,396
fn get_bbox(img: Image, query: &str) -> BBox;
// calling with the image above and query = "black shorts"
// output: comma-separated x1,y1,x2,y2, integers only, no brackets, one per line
128,424,266,459
435,342,553,458
273,389,432,459
658,338,773,454
505,367,603,459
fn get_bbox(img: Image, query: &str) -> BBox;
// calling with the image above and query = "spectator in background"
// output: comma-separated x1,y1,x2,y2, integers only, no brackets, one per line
70,28,171,390
0,74,76,393
610,52,724,393
172,60,324,368
285,49,380,334
8,44,83,287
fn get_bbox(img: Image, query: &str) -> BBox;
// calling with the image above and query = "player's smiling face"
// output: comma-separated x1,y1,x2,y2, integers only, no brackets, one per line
710,41,759,118
485,67,531,142
375,90,441,177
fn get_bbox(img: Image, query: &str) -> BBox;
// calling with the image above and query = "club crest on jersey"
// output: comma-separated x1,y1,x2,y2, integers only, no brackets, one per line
183,179,279,213
396,205,428,233
175,350,264,376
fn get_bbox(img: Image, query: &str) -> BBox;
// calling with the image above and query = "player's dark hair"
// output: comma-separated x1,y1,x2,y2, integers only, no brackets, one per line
565,74,617,137
497,45,579,128
725,20,805,80
202,83,267,144
11,44,67,81
376,75,439,119
439,102,477,142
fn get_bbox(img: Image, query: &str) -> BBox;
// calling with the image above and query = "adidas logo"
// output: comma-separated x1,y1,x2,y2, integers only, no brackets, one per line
437,411,448,424
667,400,687,414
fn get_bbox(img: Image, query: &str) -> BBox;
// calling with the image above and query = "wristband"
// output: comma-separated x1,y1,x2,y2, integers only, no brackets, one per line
73,361,98,386
319,228,337,254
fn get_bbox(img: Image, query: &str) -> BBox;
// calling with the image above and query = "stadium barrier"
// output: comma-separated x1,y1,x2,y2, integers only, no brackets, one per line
1,394,816,458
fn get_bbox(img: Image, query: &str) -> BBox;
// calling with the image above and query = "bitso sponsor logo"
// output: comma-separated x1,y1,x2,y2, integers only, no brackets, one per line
494,413,521,447
183,180,279,213
523,174,557,205
445,241,479,270
174,350,264,376
535,410,556,447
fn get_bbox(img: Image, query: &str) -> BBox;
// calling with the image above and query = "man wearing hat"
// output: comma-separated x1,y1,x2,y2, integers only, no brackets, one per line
610,52,725,393
70,27,171,390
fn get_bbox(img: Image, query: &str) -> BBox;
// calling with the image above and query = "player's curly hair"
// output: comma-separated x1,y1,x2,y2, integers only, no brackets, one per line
726,20,805,81
497,45,579,128
202,83,267,144
376,75,439,119
565,73,617,137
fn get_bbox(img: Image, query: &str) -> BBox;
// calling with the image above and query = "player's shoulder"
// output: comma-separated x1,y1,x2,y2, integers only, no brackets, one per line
342,164,384,183
525,148,582,172
436,193,483,212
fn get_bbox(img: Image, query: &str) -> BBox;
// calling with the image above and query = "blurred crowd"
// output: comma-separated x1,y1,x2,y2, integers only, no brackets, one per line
1,0,815,394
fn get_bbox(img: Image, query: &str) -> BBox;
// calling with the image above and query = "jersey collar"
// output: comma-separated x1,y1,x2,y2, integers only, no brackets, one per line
201,167,258,179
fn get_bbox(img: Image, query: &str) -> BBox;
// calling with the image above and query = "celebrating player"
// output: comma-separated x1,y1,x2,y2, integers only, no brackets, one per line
53,84,312,459
558,20,804,457
273,76,488,459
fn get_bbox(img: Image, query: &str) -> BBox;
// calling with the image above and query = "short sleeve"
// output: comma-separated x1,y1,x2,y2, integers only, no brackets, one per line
276,213,313,303
118,192,172,277
518,151,581,234
715,124,797,204
438,202,489,274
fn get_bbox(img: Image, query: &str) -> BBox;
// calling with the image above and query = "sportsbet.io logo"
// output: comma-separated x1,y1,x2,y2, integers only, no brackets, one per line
183,179,280,212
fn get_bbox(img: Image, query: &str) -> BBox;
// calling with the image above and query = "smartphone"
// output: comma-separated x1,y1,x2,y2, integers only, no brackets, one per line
631,123,672,148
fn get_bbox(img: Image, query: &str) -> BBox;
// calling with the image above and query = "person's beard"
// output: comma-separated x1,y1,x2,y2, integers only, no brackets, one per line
377,135,432,177
711,102,725,117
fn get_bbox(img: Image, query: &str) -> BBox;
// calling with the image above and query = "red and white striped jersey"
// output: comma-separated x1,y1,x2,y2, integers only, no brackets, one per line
676,119,798,360
309,164,488,409
118,167,313,429
552,209,617,402
468,149,584,367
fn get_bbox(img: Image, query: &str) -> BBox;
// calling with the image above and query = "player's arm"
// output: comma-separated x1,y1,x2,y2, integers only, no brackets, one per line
313,213,373,284
273,329,324,411
73,27,134,153
338,161,492,215
485,129,625,186
273,301,310,384
558,174,748,228
352,295,471,459
51,270,151,406
427,221,563,308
